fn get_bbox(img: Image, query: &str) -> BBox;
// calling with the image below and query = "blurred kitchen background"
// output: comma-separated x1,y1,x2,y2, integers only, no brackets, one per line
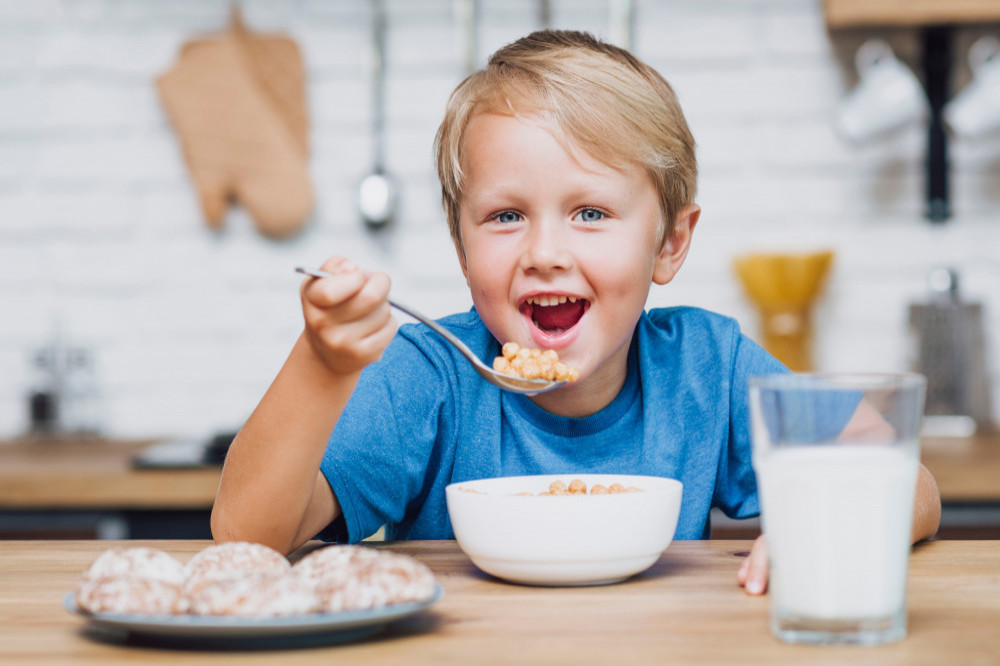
1,0,999,539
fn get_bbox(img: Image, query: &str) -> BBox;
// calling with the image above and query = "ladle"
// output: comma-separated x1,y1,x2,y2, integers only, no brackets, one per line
358,0,397,228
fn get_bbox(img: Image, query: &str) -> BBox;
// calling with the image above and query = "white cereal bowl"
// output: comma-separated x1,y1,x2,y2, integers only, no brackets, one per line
445,474,683,586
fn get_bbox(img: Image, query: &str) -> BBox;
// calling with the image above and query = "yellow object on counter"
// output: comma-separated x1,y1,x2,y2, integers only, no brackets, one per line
733,250,834,372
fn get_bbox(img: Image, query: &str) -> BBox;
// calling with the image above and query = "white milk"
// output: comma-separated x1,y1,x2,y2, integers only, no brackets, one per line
756,445,918,620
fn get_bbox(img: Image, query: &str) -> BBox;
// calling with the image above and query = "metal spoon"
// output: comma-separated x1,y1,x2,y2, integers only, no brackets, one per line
295,267,567,396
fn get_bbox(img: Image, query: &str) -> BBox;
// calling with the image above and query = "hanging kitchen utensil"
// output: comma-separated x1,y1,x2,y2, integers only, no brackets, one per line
537,0,551,30
733,250,835,372
608,0,633,51
358,0,398,229
455,0,478,76
909,267,994,436
156,6,313,239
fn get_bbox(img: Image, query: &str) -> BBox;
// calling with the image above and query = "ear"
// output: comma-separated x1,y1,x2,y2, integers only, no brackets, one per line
652,204,700,285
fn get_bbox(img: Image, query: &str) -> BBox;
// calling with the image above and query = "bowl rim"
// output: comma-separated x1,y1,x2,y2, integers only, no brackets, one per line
445,473,683,498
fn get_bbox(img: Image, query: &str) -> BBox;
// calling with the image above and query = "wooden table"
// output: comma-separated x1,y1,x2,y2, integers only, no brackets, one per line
1,540,997,665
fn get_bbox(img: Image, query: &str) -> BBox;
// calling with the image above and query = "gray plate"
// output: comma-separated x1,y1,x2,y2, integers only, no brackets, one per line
64,585,443,646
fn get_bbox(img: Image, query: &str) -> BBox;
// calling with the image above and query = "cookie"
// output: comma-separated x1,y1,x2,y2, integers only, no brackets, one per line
186,570,320,617
293,545,436,612
82,547,185,585
183,541,290,590
77,576,186,615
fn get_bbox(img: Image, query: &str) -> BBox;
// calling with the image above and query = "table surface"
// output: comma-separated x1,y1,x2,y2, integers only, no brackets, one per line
1,539,997,665
1,434,998,509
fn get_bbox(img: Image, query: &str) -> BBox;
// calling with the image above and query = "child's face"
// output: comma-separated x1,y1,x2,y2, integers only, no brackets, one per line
456,111,687,403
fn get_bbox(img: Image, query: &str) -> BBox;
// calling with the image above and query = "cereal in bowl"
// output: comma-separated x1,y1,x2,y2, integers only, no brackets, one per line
536,479,643,496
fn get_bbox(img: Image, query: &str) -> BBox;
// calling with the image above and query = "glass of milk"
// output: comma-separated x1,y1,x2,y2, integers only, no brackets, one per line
749,373,926,646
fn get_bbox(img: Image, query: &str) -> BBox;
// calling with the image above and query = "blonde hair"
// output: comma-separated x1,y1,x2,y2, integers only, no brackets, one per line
434,30,697,251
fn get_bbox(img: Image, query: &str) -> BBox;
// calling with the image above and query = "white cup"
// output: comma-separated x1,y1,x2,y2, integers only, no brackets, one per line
945,36,1000,139
836,40,928,143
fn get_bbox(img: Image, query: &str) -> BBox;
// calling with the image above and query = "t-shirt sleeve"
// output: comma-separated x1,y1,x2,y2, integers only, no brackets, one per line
315,329,452,543
714,329,788,519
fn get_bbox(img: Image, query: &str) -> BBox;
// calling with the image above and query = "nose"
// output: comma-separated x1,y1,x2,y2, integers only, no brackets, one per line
519,217,572,274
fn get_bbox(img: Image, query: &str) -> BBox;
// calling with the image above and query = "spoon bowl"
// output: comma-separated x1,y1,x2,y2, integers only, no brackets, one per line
295,267,567,396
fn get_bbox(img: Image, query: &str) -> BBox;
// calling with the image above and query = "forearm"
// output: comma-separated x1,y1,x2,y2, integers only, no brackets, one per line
211,333,357,554
911,462,941,543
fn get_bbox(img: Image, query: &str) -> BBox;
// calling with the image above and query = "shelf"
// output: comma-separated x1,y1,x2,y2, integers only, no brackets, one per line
825,0,1000,29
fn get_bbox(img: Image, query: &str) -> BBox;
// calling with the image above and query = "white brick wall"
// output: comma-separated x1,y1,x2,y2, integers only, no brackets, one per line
1,0,999,438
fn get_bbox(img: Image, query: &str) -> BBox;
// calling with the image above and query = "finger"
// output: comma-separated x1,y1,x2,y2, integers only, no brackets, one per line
745,535,769,595
301,267,367,310
318,256,359,275
310,302,397,370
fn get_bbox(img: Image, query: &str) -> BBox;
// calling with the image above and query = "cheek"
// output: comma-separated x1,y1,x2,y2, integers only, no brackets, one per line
584,246,656,296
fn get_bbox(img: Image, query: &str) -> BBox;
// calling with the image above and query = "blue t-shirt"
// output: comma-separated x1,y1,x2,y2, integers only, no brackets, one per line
319,306,787,543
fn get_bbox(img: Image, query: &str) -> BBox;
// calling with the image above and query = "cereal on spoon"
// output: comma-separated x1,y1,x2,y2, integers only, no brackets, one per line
492,342,579,383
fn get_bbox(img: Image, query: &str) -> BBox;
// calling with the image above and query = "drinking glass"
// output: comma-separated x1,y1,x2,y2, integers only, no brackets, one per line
749,373,926,646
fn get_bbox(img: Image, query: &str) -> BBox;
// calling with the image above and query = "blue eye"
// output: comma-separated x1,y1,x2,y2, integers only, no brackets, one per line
577,208,605,223
495,211,522,224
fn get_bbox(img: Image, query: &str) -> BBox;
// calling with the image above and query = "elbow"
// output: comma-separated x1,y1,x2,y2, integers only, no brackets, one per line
912,463,942,543
210,502,299,555
209,502,236,545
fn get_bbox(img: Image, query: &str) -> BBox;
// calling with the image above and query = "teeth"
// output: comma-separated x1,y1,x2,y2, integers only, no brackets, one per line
528,295,573,307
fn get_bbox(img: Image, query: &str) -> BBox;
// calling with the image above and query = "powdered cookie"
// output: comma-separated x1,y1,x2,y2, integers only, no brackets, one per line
292,545,381,585
186,570,321,617
76,576,186,615
293,546,435,612
82,547,185,585
184,541,290,589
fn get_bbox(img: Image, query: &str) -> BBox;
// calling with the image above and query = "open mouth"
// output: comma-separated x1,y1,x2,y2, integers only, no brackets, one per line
520,295,589,335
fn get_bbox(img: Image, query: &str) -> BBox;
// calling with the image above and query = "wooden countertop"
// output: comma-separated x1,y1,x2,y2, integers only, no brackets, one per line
1,434,998,510
0,438,220,509
2,539,998,665
920,434,1000,503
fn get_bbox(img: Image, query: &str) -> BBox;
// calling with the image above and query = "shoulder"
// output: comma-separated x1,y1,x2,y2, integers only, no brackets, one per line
369,308,494,389
640,306,785,374
394,308,494,358
642,306,743,345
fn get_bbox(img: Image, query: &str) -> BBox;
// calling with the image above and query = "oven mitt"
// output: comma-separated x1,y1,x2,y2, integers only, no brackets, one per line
156,9,312,239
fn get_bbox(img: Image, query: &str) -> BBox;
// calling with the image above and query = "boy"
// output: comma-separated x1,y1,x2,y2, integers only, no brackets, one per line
212,30,941,596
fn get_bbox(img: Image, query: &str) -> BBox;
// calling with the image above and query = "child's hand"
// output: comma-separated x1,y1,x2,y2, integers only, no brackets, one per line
737,534,768,595
299,256,397,376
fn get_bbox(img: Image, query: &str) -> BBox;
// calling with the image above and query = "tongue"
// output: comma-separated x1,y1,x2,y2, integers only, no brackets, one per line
532,301,585,331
